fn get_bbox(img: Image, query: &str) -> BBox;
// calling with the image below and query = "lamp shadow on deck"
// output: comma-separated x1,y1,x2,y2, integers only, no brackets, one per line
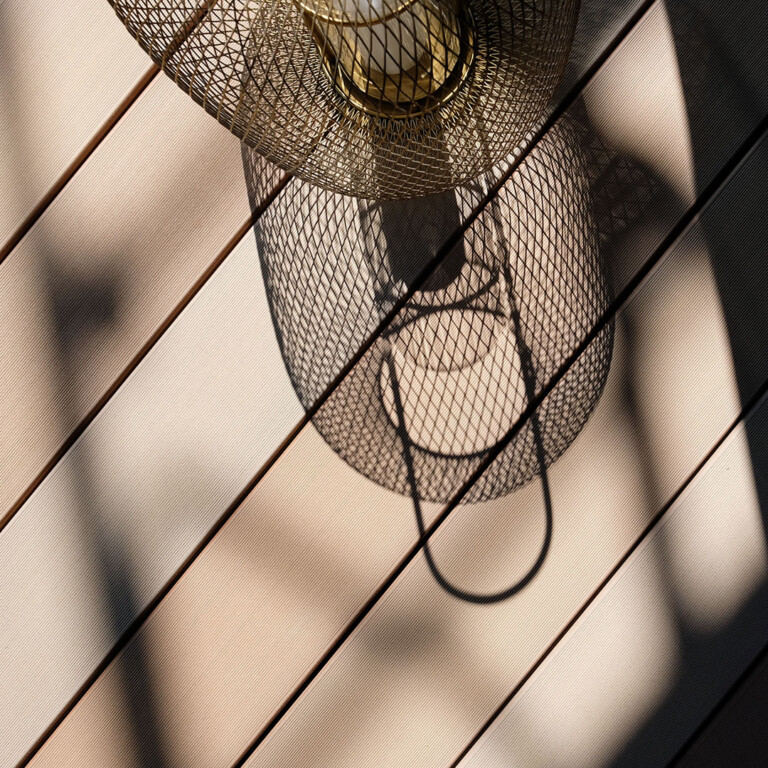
234,0,768,764
243,97,653,605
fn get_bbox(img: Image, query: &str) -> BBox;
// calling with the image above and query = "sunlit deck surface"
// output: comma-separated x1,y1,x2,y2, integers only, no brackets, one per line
1,0,767,766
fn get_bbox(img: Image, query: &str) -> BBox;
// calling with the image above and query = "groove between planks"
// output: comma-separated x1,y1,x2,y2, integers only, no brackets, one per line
0,0,154,261
0,66,160,266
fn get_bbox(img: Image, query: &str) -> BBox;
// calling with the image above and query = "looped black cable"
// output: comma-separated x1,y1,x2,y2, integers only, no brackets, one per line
384,210,555,603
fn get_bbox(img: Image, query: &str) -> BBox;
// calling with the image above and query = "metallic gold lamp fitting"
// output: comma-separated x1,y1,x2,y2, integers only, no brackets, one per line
297,0,474,118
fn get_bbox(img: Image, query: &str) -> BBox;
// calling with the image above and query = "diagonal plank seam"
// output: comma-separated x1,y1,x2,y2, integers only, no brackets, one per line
0,0,233,262
0,66,159,265
0,0,229,268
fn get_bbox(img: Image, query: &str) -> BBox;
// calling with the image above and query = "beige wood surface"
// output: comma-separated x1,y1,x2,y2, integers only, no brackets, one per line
23,6,768,764
0,73,283,529
0,0,154,257
458,391,768,768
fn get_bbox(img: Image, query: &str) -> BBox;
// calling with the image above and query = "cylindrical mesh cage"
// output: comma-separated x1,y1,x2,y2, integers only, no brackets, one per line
246,118,618,503
109,0,579,198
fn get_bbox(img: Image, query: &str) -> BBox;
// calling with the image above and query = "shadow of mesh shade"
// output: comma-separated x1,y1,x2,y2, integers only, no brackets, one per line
246,118,624,503
108,0,578,198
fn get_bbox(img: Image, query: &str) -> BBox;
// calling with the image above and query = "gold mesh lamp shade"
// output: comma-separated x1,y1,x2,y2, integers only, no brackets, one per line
109,0,579,198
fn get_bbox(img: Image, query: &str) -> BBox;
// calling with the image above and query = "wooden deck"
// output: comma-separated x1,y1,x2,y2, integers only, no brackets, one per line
1,0,767,766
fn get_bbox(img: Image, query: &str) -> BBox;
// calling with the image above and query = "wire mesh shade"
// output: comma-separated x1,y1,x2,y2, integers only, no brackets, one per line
110,0,578,198
246,119,616,503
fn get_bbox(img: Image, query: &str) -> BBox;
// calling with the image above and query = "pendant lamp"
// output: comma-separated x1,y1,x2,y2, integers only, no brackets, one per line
109,0,578,198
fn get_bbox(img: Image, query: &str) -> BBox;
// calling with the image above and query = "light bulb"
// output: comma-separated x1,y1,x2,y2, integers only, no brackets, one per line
297,0,473,117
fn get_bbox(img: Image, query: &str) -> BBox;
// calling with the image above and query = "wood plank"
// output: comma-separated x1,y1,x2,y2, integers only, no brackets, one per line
0,72,283,528
0,0,154,257
23,4,768,763
456,389,768,768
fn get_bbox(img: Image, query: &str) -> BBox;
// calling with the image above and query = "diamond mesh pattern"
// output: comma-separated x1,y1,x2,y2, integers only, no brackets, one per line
246,116,627,503
109,0,578,198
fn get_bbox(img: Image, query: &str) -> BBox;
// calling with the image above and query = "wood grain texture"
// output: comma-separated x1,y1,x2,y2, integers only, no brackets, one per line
0,73,282,529
0,0,153,257
23,3,768,763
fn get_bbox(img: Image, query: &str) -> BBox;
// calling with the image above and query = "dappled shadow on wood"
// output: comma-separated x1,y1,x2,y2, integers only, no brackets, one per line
35,255,169,767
